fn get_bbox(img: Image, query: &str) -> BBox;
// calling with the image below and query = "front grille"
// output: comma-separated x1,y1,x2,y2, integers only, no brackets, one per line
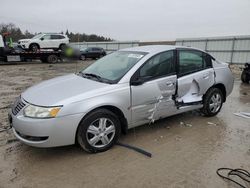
12,97,26,115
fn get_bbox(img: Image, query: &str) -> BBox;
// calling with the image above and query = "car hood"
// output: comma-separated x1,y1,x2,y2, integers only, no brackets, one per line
18,39,31,42
22,74,111,106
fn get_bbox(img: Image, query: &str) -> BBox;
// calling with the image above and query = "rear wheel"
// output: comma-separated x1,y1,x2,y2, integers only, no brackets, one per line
202,88,223,117
59,44,66,51
76,109,121,153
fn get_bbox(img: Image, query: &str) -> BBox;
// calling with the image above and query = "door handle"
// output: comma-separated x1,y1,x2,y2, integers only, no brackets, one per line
203,73,209,79
166,82,174,87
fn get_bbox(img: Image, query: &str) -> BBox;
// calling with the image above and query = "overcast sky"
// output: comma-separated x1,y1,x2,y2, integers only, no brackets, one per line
1,0,250,41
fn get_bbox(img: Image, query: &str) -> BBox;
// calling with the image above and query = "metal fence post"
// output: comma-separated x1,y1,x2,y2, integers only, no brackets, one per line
205,39,208,52
230,38,236,64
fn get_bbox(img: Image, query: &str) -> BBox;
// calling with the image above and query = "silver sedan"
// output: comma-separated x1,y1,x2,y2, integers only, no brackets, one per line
9,45,234,153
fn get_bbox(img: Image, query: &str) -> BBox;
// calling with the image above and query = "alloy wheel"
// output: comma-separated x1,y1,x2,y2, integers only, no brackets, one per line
86,118,116,148
209,93,222,113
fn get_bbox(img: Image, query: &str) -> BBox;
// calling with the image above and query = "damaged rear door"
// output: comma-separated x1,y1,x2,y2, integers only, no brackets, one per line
176,49,215,104
130,50,177,127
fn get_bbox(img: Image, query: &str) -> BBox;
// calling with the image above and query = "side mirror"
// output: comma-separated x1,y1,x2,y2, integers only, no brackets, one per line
131,78,144,86
40,38,44,41
130,76,152,86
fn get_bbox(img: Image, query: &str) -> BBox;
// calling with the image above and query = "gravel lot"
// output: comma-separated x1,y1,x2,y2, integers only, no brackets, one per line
0,61,249,188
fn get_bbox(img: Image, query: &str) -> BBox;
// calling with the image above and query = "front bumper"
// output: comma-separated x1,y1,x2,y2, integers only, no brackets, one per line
17,44,28,49
9,110,84,148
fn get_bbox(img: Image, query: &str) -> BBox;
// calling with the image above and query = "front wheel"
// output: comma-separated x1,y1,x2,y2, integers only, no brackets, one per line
29,44,39,52
76,109,121,153
201,88,223,117
59,44,66,51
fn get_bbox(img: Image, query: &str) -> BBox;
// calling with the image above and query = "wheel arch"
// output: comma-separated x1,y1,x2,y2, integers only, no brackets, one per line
29,43,40,49
207,83,227,102
75,105,128,143
59,43,66,48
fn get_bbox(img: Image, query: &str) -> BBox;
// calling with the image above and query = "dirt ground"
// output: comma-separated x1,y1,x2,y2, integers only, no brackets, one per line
0,61,249,188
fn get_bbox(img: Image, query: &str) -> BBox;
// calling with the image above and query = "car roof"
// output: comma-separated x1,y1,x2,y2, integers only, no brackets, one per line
120,45,207,54
42,33,65,35
88,47,103,49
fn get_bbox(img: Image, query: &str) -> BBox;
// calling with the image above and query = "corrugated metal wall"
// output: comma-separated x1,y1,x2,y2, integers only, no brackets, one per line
70,36,250,64
70,41,139,54
176,36,250,64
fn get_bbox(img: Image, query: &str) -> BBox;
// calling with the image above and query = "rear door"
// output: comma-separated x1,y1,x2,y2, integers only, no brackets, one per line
92,48,100,58
86,48,95,58
50,35,62,48
130,50,177,126
176,49,215,103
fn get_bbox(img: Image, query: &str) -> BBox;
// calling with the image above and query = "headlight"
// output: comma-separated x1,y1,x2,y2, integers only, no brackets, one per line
23,104,61,118
21,41,28,43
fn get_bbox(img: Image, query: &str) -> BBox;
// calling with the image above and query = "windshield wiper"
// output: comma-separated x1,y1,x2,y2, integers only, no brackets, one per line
81,73,102,80
79,72,113,84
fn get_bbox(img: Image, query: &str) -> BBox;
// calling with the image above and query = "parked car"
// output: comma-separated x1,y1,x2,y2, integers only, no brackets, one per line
241,62,250,83
18,33,69,51
80,47,106,60
9,45,234,153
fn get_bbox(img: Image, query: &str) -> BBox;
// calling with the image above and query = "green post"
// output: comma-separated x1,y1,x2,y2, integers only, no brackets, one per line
9,38,13,47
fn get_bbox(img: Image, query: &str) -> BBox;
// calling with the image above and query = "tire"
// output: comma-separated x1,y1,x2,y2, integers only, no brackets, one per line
29,43,39,52
201,88,224,117
59,44,66,51
80,54,86,61
76,109,121,153
99,54,104,59
241,70,249,83
47,54,58,63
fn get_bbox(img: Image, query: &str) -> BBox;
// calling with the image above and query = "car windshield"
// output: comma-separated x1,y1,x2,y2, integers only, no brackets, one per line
80,51,147,83
31,34,44,39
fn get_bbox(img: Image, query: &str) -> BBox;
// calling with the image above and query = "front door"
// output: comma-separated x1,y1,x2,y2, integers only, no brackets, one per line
39,34,52,48
177,49,215,103
130,50,177,127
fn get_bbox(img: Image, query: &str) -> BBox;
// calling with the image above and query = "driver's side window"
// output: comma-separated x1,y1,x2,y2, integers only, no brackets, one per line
42,35,51,40
139,50,175,80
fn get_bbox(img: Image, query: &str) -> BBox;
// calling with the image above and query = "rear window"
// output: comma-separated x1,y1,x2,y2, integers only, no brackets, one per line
51,35,65,39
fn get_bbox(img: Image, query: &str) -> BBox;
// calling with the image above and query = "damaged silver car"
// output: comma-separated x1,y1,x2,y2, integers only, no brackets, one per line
9,45,234,153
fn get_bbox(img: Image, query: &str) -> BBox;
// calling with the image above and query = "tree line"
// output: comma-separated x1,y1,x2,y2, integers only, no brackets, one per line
0,23,113,42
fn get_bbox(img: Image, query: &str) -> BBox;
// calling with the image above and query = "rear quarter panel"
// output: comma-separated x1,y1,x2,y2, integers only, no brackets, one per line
213,60,234,97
